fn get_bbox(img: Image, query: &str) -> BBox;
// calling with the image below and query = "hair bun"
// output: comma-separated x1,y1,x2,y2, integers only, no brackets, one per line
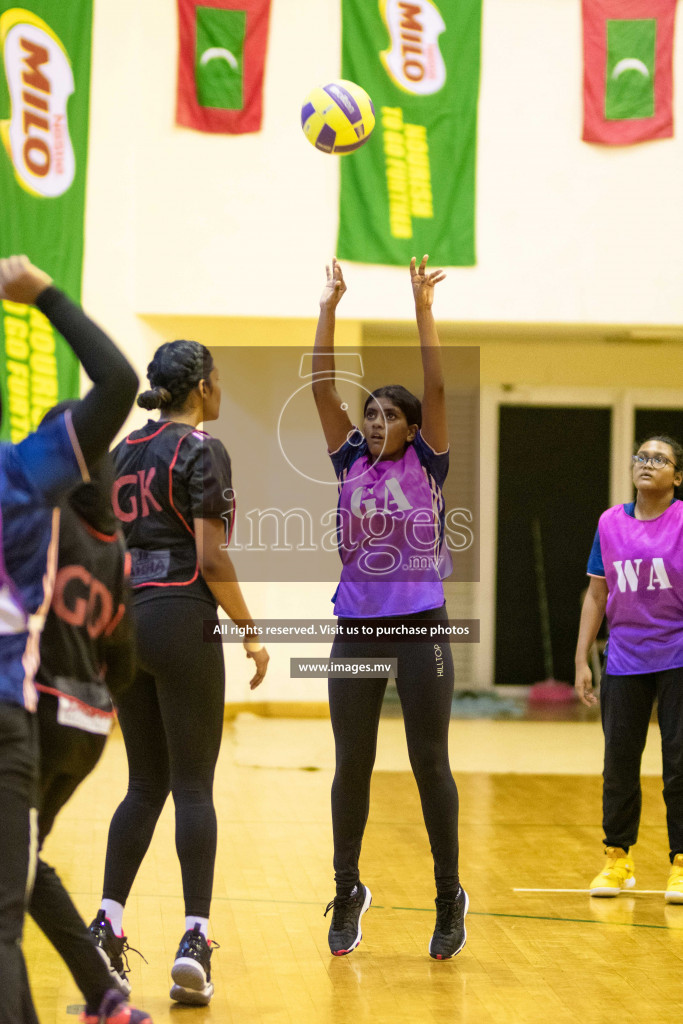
137,385,172,410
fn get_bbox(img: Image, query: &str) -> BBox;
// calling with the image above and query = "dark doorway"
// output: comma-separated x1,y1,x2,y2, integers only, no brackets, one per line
495,406,611,686
634,409,683,454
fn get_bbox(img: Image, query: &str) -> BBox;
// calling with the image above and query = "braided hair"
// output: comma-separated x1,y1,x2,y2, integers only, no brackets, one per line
137,340,215,412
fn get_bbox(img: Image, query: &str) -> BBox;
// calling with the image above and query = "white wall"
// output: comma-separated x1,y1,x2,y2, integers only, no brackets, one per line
84,0,683,327
80,1,683,700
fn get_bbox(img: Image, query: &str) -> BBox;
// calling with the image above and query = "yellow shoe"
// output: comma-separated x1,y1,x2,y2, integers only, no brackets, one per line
589,847,635,897
665,854,683,904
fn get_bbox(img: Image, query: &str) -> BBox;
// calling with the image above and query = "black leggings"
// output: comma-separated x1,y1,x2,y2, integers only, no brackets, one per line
36,693,107,842
0,704,39,1024
329,605,459,897
28,694,112,1011
601,666,683,860
103,597,225,918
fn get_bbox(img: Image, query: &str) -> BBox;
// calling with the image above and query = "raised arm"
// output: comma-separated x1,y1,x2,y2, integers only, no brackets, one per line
411,255,447,453
0,255,138,464
311,259,354,452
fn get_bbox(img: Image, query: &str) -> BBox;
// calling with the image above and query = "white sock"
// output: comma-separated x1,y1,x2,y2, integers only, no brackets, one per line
100,899,125,936
185,916,209,938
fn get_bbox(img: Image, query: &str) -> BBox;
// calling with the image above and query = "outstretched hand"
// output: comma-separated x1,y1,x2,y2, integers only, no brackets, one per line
320,258,347,310
0,254,53,305
410,254,445,310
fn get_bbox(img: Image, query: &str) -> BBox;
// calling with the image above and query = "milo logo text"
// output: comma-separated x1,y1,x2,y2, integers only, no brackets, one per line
380,0,446,95
0,9,76,197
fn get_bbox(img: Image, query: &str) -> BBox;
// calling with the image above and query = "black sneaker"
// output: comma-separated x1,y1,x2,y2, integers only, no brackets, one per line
89,910,132,995
429,887,469,960
324,883,372,956
170,924,219,1005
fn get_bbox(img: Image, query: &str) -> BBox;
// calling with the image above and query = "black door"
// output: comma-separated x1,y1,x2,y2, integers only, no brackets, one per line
495,406,611,686
634,409,683,454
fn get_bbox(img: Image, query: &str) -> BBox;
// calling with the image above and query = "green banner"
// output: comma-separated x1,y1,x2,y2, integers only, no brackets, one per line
338,0,482,267
606,19,656,120
195,6,246,110
0,2,92,442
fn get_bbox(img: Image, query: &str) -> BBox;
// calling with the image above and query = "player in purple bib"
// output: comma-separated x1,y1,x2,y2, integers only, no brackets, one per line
331,425,452,618
575,435,683,903
312,257,467,961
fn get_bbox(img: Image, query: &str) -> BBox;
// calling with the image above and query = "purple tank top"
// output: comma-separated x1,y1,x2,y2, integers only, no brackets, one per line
598,501,683,675
330,431,452,617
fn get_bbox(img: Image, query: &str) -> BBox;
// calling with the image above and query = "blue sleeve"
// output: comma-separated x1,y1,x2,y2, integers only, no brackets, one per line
412,431,449,488
586,528,605,576
329,428,366,480
14,413,84,504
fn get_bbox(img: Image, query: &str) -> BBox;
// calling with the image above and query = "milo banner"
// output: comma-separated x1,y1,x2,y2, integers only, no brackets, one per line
338,0,482,267
0,2,92,442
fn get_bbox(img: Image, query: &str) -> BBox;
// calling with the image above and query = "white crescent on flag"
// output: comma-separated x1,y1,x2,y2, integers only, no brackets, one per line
200,47,238,70
611,58,650,80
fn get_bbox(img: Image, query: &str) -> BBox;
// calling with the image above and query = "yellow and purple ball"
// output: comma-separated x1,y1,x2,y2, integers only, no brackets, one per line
301,79,375,155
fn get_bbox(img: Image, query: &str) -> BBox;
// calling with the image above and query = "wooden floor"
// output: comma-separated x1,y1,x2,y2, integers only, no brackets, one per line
28,717,683,1024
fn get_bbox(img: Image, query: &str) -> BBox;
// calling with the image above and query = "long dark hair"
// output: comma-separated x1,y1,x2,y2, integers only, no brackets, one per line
363,385,422,428
137,340,214,412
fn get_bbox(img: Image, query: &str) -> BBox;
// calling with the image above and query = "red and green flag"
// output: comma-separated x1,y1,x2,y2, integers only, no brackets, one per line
337,0,482,267
0,2,92,442
582,0,677,145
176,0,272,134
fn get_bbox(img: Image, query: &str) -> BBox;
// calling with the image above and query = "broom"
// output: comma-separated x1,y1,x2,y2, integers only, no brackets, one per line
528,517,574,702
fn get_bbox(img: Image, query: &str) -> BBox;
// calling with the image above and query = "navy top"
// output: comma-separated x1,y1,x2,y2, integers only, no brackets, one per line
0,412,86,708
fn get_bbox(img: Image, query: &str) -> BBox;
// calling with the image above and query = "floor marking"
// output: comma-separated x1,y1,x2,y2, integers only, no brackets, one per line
388,907,676,929
470,911,673,929
513,887,666,894
67,891,681,931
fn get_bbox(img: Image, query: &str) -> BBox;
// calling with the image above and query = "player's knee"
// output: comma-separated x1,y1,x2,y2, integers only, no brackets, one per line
409,749,451,787
127,776,170,810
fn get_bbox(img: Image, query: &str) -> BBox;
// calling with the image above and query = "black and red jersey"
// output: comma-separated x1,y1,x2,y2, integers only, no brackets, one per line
37,500,132,710
111,420,233,604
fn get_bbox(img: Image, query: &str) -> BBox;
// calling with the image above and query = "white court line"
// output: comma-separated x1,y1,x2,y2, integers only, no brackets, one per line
513,888,665,894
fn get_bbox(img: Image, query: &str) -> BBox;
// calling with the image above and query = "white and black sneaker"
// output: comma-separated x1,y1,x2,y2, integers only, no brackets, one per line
429,887,469,960
170,924,218,1005
324,883,372,956
88,910,133,995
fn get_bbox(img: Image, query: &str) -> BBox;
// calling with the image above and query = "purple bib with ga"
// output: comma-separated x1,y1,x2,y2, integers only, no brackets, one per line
599,501,683,675
331,432,452,618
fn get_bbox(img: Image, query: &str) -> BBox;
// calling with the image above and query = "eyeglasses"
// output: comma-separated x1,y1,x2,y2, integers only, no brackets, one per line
632,453,677,469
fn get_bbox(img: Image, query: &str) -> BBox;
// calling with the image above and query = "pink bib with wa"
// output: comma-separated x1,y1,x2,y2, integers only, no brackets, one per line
599,501,683,675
